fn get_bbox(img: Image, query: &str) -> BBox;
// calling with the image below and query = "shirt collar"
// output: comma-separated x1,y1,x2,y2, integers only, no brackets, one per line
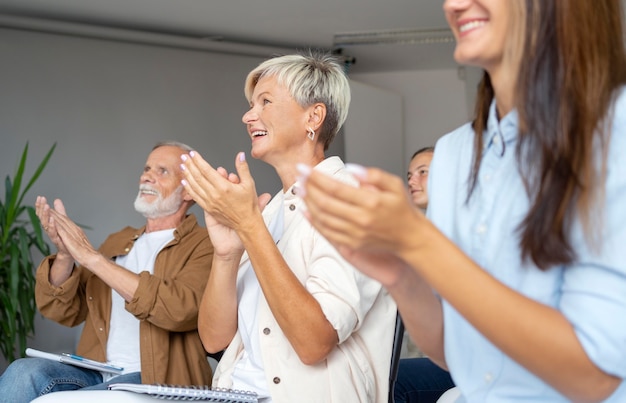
286,156,345,200
133,214,197,242
484,100,519,157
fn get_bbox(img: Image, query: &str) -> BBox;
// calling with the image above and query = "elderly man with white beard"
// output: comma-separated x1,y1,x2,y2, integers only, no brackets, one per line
0,141,214,403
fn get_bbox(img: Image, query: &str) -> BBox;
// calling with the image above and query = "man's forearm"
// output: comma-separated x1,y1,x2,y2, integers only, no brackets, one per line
48,252,76,286
84,254,140,301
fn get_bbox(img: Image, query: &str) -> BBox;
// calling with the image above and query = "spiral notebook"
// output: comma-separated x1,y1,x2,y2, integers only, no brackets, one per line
108,383,259,402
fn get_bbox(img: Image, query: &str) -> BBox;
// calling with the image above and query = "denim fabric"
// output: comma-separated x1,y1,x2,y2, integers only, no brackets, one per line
0,357,141,403
394,358,455,403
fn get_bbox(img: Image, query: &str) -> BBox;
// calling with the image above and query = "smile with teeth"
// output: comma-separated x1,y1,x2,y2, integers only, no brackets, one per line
139,186,158,196
459,20,487,33
251,130,268,138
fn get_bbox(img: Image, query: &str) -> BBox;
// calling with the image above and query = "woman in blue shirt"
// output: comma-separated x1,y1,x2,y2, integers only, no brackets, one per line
297,0,626,401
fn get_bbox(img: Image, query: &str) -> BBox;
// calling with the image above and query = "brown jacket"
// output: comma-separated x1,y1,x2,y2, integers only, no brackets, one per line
35,214,214,385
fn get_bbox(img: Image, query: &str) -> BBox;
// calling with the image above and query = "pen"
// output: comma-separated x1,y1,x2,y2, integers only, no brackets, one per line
61,353,124,371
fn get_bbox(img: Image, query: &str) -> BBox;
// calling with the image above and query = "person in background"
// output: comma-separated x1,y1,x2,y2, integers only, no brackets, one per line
0,141,214,402
297,0,626,401
407,147,434,212
396,145,455,403
180,52,396,402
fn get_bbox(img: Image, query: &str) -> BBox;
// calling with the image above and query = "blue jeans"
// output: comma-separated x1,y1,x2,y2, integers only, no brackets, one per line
0,357,141,403
394,357,455,403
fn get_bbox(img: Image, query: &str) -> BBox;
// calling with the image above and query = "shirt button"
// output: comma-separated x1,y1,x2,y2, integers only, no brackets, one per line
289,204,296,211
291,187,297,195
124,247,130,252
88,296,93,301
263,328,271,335
273,377,281,384
484,372,493,383
99,327,104,332
476,224,487,234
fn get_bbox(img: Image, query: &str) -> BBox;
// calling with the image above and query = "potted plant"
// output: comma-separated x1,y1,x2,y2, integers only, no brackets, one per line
0,142,56,363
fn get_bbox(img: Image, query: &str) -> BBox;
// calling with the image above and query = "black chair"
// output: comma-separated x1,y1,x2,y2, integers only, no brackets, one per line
207,349,224,362
389,312,405,403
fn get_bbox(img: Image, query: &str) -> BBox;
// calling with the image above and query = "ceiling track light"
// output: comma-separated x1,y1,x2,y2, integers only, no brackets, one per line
333,27,454,47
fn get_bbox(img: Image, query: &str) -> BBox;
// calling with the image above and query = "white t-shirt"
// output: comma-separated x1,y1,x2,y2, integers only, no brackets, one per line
230,192,284,401
104,229,174,380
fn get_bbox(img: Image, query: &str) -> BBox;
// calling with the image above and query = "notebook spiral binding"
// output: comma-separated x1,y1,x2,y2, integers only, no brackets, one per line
107,382,258,402
153,384,257,401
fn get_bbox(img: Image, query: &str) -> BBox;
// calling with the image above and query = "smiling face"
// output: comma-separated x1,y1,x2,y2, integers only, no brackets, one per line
242,75,311,166
134,145,190,219
443,0,512,74
407,151,433,210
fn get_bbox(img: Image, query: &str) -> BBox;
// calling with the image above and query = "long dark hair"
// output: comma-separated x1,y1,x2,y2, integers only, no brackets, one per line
469,0,626,270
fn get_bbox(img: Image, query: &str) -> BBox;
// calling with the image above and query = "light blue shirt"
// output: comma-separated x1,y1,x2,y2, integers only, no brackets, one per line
427,90,626,402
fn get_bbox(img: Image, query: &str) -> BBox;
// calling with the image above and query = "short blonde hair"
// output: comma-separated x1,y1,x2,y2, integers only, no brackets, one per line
244,51,351,150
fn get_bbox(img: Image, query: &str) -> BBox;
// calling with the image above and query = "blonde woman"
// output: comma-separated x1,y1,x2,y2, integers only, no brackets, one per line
180,52,395,402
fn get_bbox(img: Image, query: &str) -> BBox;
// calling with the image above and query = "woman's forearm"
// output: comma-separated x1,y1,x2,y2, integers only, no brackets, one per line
238,216,338,365
401,224,620,401
198,255,240,353
386,267,446,367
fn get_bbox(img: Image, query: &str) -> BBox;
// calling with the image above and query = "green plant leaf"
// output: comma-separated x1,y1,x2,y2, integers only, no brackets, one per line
9,243,20,305
2,176,14,241
5,143,28,230
0,291,16,359
0,142,55,363
17,143,56,209
26,206,51,256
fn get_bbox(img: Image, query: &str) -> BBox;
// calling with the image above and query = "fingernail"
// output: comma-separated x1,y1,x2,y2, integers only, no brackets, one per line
181,154,188,161
239,152,246,162
189,151,196,158
345,163,367,179
296,163,312,177
180,164,186,171
294,184,306,197
181,179,188,186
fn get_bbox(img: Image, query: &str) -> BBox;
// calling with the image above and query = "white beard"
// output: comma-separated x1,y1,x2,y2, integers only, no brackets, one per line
134,185,184,219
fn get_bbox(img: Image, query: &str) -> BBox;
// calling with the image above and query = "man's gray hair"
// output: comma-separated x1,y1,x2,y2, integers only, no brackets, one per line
153,140,194,153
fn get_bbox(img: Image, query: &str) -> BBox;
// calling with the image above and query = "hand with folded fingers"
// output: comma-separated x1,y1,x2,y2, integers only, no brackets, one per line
35,196,71,258
180,150,271,259
297,163,425,258
47,207,99,268
180,151,262,229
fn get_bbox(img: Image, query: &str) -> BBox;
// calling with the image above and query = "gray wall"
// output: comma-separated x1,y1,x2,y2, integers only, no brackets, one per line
350,67,471,168
0,27,286,246
344,80,403,176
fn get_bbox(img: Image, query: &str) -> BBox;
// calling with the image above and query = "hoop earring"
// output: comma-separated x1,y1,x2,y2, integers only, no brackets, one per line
307,127,316,141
